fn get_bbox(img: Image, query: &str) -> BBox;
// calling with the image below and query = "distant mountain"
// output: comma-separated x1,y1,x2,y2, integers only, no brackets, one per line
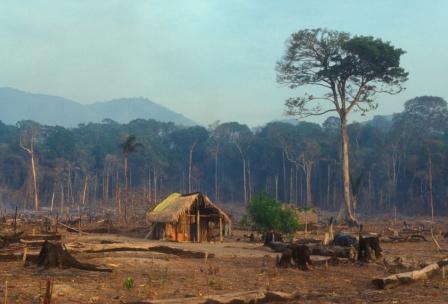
0,87,196,127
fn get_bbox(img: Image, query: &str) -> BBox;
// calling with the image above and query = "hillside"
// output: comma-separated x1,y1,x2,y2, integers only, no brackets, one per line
0,87,195,127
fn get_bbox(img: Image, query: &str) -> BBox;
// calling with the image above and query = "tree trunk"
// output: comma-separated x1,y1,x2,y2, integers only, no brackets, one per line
282,150,287,201
153,168,157,203
242,157,247,204
50,191,55,213
115,170,121,215
290,166,294,203
82,175,88,206
123,155,128,219
428,153,434,224
30,153,39,211
148,167,152,203
248,160,252,202
235,144,247,204
214,144,219,201
20,140,39,211
188,142,197,193
327,163,331,209
340,115,356,224
275,175,278,201
60,183,64,215
305,163,312,206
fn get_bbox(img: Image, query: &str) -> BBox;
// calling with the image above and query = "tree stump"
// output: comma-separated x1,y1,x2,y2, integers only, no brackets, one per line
34,241,112,272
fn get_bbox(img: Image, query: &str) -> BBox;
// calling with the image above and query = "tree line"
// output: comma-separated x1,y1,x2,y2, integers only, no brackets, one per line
0,95,447,216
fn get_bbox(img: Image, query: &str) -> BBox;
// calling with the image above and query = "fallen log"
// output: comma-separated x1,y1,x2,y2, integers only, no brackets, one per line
66,242,212,258
57,222,85,234
372,257,448,289
127,290,301,304
268,241,356,260
21,234,61,241
266,241,288,252
385,234,428,243
0,230,24,247
308,244,357,260
33,241,112,272
148,246,214,259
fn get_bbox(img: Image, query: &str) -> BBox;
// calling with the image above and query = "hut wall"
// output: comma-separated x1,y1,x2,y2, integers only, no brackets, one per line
164,223,176,241
177,213,190,241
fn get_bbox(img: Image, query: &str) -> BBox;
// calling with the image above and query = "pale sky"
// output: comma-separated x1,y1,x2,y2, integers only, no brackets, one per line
1,1,447,126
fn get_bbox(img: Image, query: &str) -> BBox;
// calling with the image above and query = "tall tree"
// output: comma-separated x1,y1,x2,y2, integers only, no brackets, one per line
19,122,40,211
276,28,408,224
216,122,253,204
120,135,142,215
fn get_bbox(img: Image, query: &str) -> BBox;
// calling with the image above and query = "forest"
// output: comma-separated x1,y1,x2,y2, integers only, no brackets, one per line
1,95,447,217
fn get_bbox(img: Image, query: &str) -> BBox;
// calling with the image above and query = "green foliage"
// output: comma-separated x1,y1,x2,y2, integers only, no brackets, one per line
246,193,300,235
120,134,143,156
123,277,134,290
277,28,408,117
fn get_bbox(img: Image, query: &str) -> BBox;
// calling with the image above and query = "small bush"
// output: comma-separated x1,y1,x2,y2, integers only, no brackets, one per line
123,277,134,290
246,193,300,235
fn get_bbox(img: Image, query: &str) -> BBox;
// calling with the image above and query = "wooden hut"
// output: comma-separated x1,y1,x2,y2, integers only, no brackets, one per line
146,192,231,242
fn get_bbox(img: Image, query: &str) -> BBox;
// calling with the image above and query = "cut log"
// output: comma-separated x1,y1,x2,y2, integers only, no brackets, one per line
34,241,112,272
372,257,448,289
57,222,85,234
308,244,357,260
65,242,212,258
148,246,214,259
21,234,61,241
127,289,301,304
266,241,288,253
269,241,356,260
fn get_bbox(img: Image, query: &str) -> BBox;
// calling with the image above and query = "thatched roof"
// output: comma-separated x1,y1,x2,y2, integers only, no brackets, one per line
147,192,231,224
286,205,318,224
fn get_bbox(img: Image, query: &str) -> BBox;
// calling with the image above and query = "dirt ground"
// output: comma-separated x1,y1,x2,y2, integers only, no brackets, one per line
1,216,448,303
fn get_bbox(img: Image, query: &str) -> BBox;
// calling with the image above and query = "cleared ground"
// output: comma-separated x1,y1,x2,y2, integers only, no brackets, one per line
1,217,448,303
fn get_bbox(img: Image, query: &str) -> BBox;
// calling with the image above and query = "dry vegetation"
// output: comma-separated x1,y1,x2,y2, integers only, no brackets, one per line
1,212,448,303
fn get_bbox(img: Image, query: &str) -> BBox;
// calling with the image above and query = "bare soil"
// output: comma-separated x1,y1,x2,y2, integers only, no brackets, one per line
1,217,448,303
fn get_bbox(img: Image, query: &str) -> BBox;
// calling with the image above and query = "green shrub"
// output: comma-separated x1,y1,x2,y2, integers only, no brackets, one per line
246,193,300,235
123,277,134,290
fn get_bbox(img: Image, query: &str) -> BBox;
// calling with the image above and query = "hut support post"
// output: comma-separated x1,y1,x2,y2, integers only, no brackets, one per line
197,209,200,243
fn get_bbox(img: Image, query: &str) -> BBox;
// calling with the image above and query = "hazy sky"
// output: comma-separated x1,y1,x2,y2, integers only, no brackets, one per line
1,1,447,126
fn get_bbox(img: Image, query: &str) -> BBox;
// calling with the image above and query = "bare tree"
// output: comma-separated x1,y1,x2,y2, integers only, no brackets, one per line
19,125,39,211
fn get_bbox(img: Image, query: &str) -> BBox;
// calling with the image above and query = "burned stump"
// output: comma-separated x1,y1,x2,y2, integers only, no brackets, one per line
276,244,312,270
34,241,112,272
358,235,382,262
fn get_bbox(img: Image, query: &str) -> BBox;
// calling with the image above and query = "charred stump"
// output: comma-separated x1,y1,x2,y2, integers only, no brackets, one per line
358,235,382,262
291,244,312,270
276,244,312,270
34,241,112,272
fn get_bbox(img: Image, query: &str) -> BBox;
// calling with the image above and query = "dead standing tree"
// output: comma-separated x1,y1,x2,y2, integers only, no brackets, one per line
276,28,408,224
19,124,40,211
